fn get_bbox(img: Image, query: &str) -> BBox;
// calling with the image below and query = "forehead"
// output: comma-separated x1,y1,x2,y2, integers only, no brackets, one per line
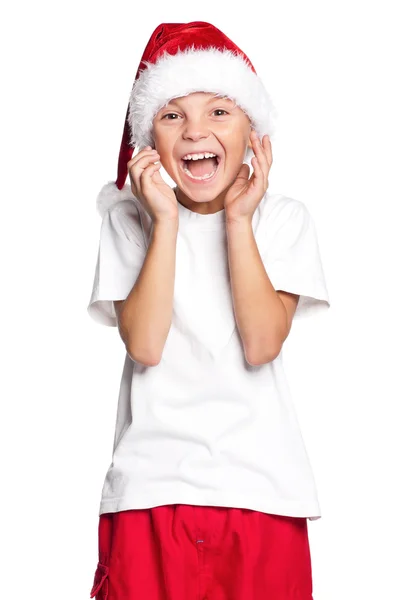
164,92,236,107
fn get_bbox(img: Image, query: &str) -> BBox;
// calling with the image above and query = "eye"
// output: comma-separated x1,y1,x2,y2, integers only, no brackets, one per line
162,113,180,120
162,109,229,120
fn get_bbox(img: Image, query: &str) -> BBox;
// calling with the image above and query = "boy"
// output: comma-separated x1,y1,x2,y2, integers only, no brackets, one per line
88,21,330,600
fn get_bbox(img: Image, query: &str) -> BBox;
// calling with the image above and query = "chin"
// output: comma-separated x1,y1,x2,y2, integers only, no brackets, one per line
183,187,220,200
182,185,227,204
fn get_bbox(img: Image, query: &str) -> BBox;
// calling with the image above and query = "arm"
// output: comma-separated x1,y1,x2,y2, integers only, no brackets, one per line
114,218,179,366
226,218,299,366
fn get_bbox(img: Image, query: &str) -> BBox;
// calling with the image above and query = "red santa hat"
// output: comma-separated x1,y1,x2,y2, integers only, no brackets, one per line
96,21,278,217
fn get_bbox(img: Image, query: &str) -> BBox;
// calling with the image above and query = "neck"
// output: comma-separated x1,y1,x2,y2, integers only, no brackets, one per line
174,186,227,215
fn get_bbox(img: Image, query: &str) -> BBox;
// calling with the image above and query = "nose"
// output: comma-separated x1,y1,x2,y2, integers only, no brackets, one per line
182,117,210,142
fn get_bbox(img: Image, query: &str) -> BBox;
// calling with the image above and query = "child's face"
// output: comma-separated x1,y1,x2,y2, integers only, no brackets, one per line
151,92,253,212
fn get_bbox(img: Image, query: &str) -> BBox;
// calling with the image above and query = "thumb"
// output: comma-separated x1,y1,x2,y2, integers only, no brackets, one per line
235,163,250,181
152,165,164,184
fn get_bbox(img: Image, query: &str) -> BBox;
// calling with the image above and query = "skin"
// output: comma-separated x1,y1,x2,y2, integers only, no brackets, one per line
151,92,257,215
120,91,299,365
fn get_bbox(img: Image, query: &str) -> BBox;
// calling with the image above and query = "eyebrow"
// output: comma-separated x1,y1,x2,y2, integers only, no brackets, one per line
166,95,235,108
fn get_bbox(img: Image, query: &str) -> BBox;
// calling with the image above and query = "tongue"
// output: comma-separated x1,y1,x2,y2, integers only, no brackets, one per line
187,157,218,177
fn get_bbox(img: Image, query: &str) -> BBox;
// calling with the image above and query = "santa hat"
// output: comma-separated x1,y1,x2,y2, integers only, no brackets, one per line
96,21,278,217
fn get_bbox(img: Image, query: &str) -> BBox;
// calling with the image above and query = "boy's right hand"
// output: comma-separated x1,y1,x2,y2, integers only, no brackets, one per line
127,146,179,223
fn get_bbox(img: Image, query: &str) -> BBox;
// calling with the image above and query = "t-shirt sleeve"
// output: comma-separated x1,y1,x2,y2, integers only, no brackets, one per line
259,198,330,319
87,200,147,327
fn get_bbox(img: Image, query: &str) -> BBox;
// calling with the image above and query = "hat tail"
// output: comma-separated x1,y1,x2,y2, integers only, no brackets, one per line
96,109,135,218
96,181,135,218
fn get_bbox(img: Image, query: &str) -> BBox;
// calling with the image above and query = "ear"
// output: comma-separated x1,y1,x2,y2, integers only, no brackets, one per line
247,127,254,150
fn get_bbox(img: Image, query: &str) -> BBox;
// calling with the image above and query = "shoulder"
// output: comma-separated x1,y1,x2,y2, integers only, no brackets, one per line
259,191,311,230
102,198,144,238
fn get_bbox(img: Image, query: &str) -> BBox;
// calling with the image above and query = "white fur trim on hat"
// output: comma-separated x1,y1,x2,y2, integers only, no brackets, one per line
96,47,278,217
128,45,278,159
96,181,135,218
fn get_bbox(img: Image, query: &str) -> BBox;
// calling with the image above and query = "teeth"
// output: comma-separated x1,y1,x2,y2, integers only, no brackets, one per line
180,152,219,180
183,164,218,180
182,152,217,161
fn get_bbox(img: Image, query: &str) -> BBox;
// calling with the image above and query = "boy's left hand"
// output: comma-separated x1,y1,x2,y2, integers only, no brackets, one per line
224,130,272,222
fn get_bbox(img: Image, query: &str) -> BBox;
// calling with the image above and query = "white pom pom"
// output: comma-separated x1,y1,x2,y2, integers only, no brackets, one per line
96,181,135,218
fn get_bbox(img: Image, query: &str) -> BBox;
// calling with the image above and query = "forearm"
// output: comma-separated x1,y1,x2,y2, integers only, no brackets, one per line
119,218,179,365
226,218,287,365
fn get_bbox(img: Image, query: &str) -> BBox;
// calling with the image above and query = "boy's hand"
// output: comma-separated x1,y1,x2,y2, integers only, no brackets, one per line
128,147,179,223
224,131,272,223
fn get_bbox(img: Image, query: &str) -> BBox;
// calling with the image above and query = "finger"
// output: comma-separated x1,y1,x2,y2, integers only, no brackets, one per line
251,156,265,189
234,163,250,182
127,146,152,168
128,151,160,194
262,135,273,166
251,131,269,176
127,152,159,184
127,148,159,173
140,162,162,191
151,167,164,184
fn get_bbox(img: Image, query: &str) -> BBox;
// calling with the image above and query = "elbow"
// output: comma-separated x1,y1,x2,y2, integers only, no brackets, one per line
117,311,162,367
126,344,161,367
245,341,282,366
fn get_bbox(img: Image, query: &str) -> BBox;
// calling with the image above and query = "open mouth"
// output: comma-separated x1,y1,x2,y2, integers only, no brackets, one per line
179,154,222,184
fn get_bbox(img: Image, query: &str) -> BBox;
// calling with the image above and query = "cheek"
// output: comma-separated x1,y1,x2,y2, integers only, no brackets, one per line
224,140,249,164
158,156,176,180
153,135,173,158
221,126,248,149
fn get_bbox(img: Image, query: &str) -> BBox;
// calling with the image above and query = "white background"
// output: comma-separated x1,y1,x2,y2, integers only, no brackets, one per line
2,1,397,599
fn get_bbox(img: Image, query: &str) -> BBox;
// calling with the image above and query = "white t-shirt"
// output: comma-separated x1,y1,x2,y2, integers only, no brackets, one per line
87,189,330,521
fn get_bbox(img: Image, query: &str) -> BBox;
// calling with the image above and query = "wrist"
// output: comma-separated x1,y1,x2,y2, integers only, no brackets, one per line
153,215,179,228
225,214,253,229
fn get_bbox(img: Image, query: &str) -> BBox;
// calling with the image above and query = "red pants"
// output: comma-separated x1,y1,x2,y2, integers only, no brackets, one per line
90,504,313,600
